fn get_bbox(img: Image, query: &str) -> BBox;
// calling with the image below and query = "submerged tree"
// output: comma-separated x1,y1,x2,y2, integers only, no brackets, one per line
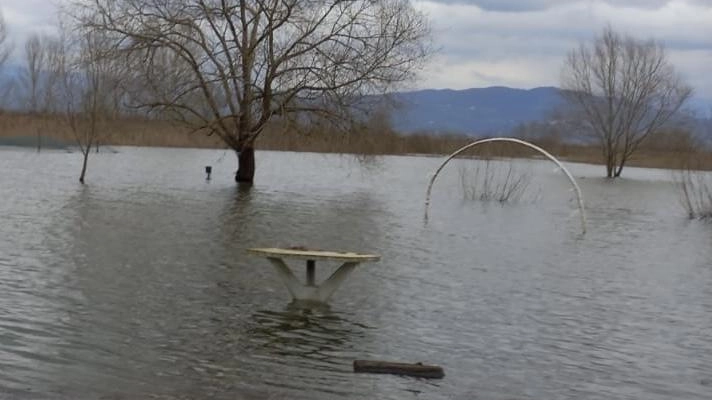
43,27,122,183
70,0,431,183
71,34,122,183
561,26,692,178
23,34,48,152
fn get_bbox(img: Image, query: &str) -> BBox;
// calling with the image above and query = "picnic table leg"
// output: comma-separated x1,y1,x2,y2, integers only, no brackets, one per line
306,260,316,286
315,262,358,302
266,257,304,300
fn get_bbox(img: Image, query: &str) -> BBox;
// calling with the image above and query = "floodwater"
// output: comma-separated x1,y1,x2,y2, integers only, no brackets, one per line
0,146,711,400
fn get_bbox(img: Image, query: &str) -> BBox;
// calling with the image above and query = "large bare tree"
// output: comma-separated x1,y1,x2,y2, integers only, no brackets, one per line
561,26,692,178
70,0,431,183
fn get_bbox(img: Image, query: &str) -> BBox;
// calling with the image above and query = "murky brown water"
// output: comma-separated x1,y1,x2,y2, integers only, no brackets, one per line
1,147,711,399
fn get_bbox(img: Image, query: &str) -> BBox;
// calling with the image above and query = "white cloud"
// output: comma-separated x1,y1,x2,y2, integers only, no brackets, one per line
669,49,712,101
0,0,60,59
419,55,562,89
0,0,58,32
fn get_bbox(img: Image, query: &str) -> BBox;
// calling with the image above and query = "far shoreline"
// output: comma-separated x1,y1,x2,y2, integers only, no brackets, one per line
0,111,709,173
3,136,710,175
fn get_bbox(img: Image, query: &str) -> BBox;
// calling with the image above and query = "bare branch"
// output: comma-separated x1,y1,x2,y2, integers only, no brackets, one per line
0,10,12,68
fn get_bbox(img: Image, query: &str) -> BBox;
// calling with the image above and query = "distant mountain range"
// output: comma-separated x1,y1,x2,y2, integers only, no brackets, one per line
388,86,564,135
388,86,711,137
1,63,708,141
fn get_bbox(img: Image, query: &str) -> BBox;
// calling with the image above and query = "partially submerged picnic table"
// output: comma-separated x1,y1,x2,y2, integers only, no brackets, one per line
247,247,380,303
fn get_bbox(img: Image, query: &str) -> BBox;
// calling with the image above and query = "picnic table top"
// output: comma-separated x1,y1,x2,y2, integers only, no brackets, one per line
247,247,381,263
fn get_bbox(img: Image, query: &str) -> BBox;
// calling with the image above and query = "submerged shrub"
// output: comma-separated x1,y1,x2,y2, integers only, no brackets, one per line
676,168,712,220
459,159,532,203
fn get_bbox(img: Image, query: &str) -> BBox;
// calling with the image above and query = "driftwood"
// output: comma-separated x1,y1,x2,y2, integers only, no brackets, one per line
353,360,444,379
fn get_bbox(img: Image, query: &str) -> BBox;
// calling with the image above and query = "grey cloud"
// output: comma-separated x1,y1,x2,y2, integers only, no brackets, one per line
432,0,564,12
432,0,694,12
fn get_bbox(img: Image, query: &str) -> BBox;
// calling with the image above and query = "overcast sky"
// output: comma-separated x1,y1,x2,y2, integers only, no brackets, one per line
1,0,710,106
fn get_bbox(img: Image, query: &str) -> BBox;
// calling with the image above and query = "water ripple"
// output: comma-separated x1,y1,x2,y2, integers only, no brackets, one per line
0,149,711,399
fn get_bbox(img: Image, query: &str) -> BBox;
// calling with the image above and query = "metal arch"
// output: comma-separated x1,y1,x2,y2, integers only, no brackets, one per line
424,137,587,235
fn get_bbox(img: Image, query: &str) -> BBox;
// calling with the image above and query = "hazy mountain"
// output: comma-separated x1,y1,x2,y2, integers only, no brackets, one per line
388,86,711,137
389,86,564,135
1,65,708,141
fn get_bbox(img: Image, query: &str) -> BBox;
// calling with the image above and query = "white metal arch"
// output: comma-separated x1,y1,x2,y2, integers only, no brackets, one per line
424,137,587,234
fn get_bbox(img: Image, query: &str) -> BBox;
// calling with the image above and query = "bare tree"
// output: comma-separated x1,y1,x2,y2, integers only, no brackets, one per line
24,36,44,111
71,35,121,183
24,34,48,152
23,33,76,152
0,11,14,111
70,0,431,183
43,27,122,183
561,26,692,178
0,10,11,68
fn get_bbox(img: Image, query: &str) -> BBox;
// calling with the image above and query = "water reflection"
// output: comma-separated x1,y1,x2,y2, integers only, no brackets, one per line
13,167,392,398
250,306,371,363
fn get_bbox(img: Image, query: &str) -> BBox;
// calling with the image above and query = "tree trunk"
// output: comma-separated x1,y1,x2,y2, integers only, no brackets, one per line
79,149,89,184
614,159,626,178
235,146,255,183
603,146,615,178
605,158,614,178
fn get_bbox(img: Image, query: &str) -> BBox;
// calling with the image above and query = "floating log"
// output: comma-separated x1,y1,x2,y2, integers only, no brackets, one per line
353,360,444,379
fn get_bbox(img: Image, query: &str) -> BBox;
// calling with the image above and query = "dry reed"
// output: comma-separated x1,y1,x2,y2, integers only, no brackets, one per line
0,111,709,173
675,155,712,219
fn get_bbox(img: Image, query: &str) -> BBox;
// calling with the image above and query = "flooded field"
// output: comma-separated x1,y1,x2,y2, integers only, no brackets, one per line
1,147,710,399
